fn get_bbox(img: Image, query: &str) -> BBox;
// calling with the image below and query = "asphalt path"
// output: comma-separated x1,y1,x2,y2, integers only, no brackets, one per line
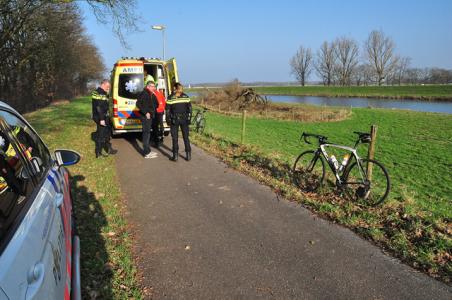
113,135,451,299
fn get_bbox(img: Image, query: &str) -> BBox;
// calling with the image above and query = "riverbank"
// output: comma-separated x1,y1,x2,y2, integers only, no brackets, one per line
190,105,452,283
246,85,452,101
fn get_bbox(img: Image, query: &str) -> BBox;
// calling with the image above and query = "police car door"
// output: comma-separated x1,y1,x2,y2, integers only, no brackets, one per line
0,110,67,299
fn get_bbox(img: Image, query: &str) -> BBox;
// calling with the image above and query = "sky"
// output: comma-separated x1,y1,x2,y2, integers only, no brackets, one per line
80,0,452,84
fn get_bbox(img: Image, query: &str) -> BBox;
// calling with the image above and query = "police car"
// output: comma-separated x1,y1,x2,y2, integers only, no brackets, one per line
0,102,81,299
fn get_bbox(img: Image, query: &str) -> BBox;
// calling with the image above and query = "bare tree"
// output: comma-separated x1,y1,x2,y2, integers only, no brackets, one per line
393,56,411,85
315,41,335,86
290,46,313,86
364,30,399,86
83,0,139,47
333,37,360,86
353,64,374,86
429,68,452,84
0,1,105,112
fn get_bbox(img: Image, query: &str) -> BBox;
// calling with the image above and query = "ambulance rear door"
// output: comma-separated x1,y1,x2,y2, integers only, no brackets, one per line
112,62,144,132
165,58,179,93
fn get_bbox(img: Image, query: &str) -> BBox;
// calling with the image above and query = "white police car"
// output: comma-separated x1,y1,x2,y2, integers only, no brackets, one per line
0,102,81,299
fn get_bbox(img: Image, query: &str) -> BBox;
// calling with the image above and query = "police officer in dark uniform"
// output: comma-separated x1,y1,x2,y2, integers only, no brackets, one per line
92,79,117,158
166,82,192,162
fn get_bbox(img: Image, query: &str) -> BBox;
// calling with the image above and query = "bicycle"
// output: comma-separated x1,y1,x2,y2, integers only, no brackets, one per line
191,107,208,133
292,132,390,206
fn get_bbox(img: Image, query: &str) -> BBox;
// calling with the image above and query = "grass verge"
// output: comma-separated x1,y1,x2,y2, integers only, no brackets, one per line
25,98,142,299
190,106,452,284
250,85,452,101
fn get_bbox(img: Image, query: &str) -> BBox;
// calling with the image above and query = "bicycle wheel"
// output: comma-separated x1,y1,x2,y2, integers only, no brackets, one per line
342,158,390,206
292,150,325,192
196,117,205,133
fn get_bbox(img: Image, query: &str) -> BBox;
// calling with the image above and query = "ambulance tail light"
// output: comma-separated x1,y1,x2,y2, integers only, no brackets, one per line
113,98,118,117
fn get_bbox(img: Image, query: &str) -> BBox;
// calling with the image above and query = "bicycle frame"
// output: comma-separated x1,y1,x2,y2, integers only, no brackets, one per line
319,143,365,185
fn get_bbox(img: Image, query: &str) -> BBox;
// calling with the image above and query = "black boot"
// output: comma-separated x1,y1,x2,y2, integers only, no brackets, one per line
170,152,178,162
185,152,191,161
104,142,118,155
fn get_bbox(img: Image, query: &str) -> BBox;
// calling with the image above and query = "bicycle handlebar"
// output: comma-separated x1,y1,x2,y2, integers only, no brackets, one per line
301,132,328,145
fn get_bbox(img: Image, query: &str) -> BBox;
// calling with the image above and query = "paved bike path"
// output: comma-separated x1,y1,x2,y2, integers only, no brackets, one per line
113,136,451,299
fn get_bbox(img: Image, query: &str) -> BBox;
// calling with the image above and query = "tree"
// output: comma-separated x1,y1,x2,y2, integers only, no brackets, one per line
315,41,335,86
290,46,313,86
333,37,360,86
353,64,374,86
83,0,139,47
393,56,411,85
0,1,106,112
429,68,452,84
364,30,399,86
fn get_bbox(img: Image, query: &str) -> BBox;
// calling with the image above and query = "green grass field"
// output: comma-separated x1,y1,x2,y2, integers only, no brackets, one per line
251,85,452,101
25,99,142,299
192,105,452,281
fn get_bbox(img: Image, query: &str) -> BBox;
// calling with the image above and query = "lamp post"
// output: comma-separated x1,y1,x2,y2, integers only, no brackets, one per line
152,25,166,60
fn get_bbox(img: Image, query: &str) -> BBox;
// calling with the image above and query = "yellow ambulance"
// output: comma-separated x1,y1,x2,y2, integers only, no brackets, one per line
109,57,179,135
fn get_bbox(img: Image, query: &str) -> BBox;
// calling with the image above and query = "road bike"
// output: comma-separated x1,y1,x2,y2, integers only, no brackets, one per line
191,107,208,133
292,132,390,206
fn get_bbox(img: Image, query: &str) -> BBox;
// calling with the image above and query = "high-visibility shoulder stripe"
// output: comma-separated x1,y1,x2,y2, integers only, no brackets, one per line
92,97,108,101
167,98,191,104
91,92,108,101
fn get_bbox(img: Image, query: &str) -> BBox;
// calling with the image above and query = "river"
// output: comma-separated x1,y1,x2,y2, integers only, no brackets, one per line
188,92,452,114
263,95,452,114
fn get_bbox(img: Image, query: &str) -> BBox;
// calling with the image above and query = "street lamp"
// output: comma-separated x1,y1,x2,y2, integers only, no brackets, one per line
152,25,166,60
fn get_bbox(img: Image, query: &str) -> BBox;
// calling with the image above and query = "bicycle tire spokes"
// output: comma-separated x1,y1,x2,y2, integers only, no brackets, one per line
342,159,390,206
293,151,325,192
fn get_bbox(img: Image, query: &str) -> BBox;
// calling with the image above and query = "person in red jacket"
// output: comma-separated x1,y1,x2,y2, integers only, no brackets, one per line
151,83,166,147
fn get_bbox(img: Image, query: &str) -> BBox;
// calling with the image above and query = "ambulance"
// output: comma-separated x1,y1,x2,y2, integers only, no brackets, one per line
109,57,179,135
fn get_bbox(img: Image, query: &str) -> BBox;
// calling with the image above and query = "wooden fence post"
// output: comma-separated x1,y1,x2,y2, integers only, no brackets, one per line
241,110,247,144
366,125,378,179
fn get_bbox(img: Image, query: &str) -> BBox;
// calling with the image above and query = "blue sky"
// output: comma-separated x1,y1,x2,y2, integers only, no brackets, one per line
80,0,452,84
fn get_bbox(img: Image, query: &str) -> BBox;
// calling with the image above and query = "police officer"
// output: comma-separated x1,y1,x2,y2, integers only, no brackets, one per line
92,79,117,158
166,82,192,161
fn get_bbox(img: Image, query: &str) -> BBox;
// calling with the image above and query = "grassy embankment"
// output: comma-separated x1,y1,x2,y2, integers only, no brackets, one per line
25,98,142,299
190,105,452,283
250,85,452,101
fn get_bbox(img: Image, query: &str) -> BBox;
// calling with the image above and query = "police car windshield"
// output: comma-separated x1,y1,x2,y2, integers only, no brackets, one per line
118,74,144,99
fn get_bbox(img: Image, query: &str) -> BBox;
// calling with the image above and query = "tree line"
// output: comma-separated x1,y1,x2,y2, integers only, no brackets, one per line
290,30,452,86
0,0,137,113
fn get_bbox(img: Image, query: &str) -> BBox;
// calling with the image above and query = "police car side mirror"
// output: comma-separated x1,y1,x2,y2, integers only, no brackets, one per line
54,149,81,167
